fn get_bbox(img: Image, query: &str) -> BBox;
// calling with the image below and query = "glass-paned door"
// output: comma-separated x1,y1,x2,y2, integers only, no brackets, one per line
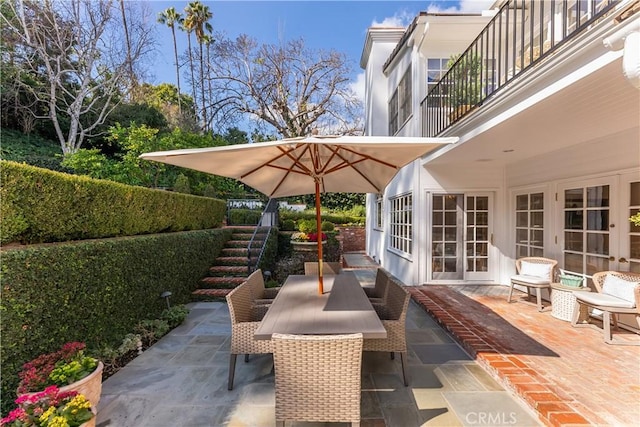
431,193,492,281
515,192,545,258
624,178,640,273
560,179,616,276
466,195,491,280
432,194,463,280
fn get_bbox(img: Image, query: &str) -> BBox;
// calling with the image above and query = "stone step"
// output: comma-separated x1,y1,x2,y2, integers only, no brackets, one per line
201,276,246,287
209,265,248,276
215,257,248,266
226,240,264,248
231,233,267,241
221,248,261,257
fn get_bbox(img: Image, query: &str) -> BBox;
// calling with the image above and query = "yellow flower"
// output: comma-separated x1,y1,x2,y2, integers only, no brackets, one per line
39,406,56,423
48,415,71,427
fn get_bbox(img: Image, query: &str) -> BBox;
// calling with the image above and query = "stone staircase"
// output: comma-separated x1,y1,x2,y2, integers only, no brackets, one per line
192,226,267,299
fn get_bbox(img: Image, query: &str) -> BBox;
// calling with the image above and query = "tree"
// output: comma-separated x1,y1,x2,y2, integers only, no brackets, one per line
157,7,183,114
0,0,154,155
205,35,363,137
183,1,212,131
179,9,197,123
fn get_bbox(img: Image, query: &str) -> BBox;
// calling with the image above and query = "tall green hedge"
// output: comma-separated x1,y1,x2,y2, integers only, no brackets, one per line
0,228,231,412
0,161,226,244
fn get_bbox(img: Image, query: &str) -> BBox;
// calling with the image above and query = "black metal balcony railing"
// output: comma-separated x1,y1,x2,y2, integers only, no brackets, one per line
422,0,618,137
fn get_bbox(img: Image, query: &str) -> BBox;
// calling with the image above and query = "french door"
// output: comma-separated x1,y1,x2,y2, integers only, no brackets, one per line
430,193,493,281
558,174,639,275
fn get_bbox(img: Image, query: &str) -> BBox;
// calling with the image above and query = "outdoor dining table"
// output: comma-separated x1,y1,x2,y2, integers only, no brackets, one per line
254,271,387,340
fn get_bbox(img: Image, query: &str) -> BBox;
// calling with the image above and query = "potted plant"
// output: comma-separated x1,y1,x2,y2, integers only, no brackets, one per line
446,53,483,120
1,386,95,427
17,342,103,409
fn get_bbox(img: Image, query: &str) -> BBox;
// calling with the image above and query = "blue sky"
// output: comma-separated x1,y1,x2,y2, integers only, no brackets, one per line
149,0,495,95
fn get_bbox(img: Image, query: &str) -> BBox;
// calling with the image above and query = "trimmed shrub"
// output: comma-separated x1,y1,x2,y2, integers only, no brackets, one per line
0,228,231,414
279,210,364,226
0,161,225,244
173,173,191,194
280,219,296,231
321,221,335,232
228,208,262,225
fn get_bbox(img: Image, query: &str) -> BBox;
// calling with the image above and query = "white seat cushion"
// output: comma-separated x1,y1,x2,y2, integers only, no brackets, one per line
601,274,638,306
519,261,553,279
574,290,636,309
511,274,550,285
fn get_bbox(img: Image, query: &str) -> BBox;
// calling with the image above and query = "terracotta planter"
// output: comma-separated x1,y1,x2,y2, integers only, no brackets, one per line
20,362,104,411
81,416,97,427
59,361,103,410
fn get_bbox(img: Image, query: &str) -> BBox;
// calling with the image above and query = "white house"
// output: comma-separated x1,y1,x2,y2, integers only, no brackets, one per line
361,0,640,298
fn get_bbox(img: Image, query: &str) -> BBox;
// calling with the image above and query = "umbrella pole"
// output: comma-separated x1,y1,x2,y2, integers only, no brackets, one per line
315,181,324,294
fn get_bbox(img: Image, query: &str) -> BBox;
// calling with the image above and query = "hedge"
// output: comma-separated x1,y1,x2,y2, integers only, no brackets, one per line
0,161,226,244
0,228,231,412
279,210,365,226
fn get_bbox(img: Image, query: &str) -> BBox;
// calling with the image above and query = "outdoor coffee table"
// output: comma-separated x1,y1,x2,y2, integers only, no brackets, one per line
254,271,387,340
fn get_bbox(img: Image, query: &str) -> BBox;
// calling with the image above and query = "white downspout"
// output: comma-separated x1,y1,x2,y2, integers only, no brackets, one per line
603,15,640,89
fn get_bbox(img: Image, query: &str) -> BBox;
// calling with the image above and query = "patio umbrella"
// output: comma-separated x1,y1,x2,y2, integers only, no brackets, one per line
140,135,457,294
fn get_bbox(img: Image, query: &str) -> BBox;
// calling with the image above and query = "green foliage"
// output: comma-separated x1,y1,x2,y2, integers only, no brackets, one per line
0,161,225,244
280,219,296,231
446,53,483,108
135,319,170,343
0,228,231,414
280,209,365,226
273,254,305,283
297,193,365,210
48,356,98,386
321,221,335,232
228,208,262,226
0,129,65,171
630,213,640,227
297,219,317,234
257,227,279,274
160,305,190,329
173,174,191,194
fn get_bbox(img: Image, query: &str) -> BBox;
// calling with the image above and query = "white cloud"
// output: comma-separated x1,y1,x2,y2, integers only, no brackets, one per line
371,10,414,28
350,72,366,103
425,0,495,14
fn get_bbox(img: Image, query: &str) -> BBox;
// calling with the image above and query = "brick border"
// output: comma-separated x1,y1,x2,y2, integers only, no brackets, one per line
408,287,591,427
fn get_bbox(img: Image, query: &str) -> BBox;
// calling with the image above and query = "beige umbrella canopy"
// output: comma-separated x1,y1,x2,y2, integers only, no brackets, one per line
140,135,457,293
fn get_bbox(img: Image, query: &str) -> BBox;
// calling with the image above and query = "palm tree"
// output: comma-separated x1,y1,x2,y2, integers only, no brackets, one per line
202,33,214,130
179,13,197,124
157,7,183,113
184,1,212,131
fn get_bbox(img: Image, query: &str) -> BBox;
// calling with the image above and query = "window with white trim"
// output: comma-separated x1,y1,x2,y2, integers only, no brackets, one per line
388,66,412,135
375,194,383,229
389,193,413,255
515,192,544,258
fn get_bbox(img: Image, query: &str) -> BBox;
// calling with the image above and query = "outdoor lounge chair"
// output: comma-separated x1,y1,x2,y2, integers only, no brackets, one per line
571,271,640,345
303,261,343,275
508,257,558,312
363,278,410,386
225,282,273,390
272,333,363,427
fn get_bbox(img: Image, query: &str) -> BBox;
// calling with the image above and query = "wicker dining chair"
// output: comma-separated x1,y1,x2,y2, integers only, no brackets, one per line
363,268,391,306
508,257,558,312
571,271,640,345
303,261,343,275
363,278,410,386
246,268,280,306
272,333,363,427
225,282,273,390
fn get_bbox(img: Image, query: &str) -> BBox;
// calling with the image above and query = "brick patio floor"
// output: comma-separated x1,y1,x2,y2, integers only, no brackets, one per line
407,284,640,427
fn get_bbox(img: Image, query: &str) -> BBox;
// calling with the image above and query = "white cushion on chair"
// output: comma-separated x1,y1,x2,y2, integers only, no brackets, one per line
574,289,636,309
601,274,639,306
519,261,552,279
511,274,550,285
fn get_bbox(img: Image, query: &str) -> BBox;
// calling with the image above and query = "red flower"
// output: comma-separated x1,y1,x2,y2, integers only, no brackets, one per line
307,232,327,242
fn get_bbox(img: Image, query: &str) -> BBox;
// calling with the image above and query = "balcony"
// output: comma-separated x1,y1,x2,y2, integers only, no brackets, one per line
421,0,618,137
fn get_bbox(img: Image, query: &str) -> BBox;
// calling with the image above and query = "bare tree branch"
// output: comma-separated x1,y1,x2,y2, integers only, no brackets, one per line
206,34,363,138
